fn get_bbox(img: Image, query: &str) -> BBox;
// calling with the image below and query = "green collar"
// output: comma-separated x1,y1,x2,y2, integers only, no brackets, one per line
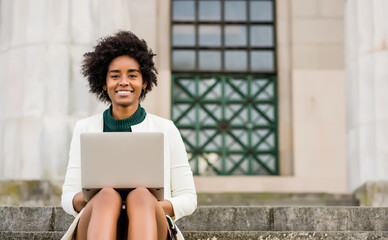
103,105,146,132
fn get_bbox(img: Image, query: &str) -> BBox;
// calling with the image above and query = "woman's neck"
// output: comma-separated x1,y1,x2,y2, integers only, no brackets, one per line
111,104,138,119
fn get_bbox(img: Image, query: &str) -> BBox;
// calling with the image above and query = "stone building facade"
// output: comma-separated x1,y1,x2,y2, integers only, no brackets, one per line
0,0,386,196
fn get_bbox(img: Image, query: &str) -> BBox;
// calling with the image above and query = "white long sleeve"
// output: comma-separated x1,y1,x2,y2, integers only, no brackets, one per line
61,113,197,221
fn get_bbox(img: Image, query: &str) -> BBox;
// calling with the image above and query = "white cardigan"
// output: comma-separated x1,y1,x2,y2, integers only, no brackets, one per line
61,112,197,221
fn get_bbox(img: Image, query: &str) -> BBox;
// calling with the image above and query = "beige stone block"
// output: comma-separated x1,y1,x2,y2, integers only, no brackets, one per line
358,54,375,125
143,70,171,118
93,0,131,40
359,123,377,182
6,48,26,119
129,0,157,50
318,43,345,69
0,123,3,177
276,0,290,20
293,122,346,178
292,19,344,44
292,70,346,124
319,0,345,17
345,0,358,61
43,0,70,42
375,122,388,179
374,51,388,121
20,117,44,179
292,43,319,69
277,66,292,124
278,123,294,176
69,45,105,117
346,60,359,130
292,70,346,180
356,0,373,54
44,44,70,116
155,0,171,72
347,128,360,191
10,0,28,47
194,175,347,193
41,116,72,178
385,1,388,50
0,52,9,120
70,0,94,44
291,0,318,17
277,19,290,45
2,120,22,179
21,45,47,117
372,0,387,51
0,1,12,51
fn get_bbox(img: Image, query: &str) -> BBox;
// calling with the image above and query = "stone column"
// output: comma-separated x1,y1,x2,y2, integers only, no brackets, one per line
346,0,388,204
0,0,131,180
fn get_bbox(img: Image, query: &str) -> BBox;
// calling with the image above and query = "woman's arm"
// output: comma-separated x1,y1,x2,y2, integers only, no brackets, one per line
164,121,197,221
158,200,174,217
61,121,84,216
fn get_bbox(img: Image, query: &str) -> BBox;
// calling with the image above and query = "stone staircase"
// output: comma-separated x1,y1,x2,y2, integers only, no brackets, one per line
1,206,387,239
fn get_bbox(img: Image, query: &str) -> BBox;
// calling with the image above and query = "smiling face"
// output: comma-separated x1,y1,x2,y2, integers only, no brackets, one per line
104,55,146,115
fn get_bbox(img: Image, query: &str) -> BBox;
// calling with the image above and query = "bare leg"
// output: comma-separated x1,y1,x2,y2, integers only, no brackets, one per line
126,187,169,240
76,187,122,240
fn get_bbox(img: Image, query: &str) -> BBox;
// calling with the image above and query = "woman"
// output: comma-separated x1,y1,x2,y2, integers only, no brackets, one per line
61,31,197,240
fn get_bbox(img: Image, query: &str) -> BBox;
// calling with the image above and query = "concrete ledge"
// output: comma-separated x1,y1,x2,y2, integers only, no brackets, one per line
1,206,387,232
177,207,272,231
1,231,388,240
183,231,388,240
0,180,358,207
273,207,388,231
355,181,388,207
0,231,63,240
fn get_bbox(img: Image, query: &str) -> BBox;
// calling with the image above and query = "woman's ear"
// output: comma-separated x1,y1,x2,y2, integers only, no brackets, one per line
103,85,107,91
142,82,147,90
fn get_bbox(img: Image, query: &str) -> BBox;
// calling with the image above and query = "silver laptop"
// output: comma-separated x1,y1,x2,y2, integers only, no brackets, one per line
80,132,164,202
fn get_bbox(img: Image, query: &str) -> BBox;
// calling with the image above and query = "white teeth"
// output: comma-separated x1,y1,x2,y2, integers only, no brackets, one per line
117,91,131,93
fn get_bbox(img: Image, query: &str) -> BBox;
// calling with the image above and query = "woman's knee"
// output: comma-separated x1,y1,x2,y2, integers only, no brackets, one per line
93,187,122,208
126,187,155,206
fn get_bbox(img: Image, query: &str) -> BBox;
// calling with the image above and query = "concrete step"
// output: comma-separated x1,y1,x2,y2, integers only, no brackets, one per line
1,231,388,240
0,180,359,207
1,206,387,232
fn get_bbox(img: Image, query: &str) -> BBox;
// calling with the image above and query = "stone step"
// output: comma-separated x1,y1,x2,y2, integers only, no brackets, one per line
1,231,388,240
1,206,387,232
0,180,359,207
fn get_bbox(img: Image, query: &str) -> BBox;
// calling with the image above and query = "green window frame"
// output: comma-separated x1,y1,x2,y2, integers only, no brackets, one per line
171,0,278,176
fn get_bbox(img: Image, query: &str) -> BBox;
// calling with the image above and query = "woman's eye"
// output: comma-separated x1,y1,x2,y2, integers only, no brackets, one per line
111,75,119,79
129,74,137,78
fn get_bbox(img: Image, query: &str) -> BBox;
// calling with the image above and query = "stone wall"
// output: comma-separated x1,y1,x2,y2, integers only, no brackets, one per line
346,0,388,191
0,0,131,180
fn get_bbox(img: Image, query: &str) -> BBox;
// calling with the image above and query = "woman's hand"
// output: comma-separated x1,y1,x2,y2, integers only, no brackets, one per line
73,191,87,213
158,200,174,217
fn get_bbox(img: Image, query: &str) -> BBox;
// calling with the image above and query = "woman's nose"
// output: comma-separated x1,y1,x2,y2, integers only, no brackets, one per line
119,77,129,86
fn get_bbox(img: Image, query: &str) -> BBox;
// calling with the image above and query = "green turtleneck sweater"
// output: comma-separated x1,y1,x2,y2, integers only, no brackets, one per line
103,105,146,132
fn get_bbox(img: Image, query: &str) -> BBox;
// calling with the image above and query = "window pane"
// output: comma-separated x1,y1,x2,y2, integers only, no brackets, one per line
173,50,196,70
172,1,195,21
250,26,273,47
250,1,273,21
199,50,221,71
199,25,221,46
224,1,246,21
173,25,195,46
225,25,246,46
251,50,275,71
199,1,221,21
225,50,247,71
